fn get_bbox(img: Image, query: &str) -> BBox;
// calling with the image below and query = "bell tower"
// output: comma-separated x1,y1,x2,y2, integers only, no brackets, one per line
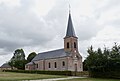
64,12,78,53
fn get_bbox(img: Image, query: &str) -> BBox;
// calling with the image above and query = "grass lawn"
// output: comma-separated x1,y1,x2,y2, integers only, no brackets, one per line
0,72,66,81
60,78,120,81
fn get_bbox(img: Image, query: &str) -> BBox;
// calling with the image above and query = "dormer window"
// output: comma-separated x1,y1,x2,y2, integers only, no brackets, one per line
67,42,69,48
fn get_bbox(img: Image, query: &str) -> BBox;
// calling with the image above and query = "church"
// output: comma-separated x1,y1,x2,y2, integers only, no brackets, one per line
25,12,83,72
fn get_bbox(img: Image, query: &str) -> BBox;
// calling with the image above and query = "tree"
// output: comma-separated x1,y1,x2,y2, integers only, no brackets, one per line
85,45,98,70
84,43,120,78
9,49,27,70
27,52,37,63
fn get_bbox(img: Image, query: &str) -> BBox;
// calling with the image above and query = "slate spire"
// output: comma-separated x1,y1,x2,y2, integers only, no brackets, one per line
65,12,77,38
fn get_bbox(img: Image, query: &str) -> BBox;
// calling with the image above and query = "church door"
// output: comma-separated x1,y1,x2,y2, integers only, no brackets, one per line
75,64,77,76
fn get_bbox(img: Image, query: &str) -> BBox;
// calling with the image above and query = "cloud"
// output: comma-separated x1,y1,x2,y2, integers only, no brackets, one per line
0,0,21,7
31,0,56,16
0,0,58,52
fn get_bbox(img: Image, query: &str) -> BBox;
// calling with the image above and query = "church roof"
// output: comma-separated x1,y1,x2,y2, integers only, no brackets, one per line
0,63,11,68
65,13,77,38
32,49,69,61
26,62,35,65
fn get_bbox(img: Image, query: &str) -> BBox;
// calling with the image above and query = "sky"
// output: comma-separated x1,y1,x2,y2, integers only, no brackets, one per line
0,0,120,66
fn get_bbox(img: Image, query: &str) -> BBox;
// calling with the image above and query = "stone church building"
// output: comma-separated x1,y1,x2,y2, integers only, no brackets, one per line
25,12,83,72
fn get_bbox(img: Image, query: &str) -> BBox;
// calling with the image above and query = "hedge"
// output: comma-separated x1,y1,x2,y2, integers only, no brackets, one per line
89,66,120,78
4,70,89,76
89,71,120,79
4,70,72,76
71,71,89,76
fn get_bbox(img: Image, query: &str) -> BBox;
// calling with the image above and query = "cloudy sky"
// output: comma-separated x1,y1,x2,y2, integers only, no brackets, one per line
0,0,120,66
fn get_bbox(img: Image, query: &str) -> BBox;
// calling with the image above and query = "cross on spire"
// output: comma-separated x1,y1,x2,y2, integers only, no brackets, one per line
69,3,71,14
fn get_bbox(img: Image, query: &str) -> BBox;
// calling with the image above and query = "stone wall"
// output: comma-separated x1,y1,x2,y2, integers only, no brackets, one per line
32,56,83,72
64,37,78,52
34,57,68,71
67,56,82,72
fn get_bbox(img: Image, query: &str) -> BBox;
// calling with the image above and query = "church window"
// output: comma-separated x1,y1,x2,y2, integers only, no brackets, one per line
74,42,76,48
54,62,57,68
36,64,38,68
67,42,69,48
49,62,51,68
62,61,65,66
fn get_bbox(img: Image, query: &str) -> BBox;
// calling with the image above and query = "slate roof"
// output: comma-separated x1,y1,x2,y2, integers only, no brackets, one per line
65,13,77,38
0,63,11,68
26,62,35,65
32,49,69,61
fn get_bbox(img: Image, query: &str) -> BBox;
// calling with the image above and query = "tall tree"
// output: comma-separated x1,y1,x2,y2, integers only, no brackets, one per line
84,43,120,78
27,52,37,63
9,49,27,70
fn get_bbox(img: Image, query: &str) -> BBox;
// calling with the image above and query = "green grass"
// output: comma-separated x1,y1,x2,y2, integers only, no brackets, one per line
0,72,120,81
60,78,120,81
0,72,66,81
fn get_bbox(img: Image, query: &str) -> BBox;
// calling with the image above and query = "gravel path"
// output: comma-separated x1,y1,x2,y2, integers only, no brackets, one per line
24,77,86,81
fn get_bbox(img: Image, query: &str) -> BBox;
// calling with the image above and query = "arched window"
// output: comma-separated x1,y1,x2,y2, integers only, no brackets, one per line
74,42,76,48
36,64,38,68
54,62,57,68
67,42,69,48
62,61,65,66
48,62,51,68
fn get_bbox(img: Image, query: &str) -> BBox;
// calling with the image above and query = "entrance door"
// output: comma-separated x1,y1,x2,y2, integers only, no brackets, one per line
75,64,77,76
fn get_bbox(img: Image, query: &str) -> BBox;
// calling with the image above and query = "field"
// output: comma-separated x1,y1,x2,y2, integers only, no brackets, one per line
0,72,119,81
60,78,120,81
0,72,65,81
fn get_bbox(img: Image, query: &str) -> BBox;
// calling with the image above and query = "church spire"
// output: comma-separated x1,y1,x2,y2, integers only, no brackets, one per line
64,7,78,53
65,10,77,38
